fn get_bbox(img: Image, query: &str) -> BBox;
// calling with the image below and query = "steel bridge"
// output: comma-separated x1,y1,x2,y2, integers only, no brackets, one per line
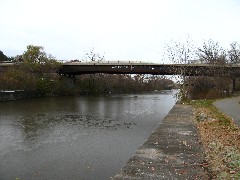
58,61,240,77
1,61,240,77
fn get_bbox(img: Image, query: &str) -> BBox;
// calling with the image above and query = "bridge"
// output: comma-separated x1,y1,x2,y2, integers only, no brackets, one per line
58,61,240,77
1,61,240,77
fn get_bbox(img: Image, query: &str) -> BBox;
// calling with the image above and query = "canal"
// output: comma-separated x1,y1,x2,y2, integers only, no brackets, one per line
0,90,177,180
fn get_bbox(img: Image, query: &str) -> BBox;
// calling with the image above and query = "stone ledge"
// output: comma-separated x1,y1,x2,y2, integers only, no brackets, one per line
114,104,209,179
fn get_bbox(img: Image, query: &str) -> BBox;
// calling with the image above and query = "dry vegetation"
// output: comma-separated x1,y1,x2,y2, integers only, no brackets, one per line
191,100,240,179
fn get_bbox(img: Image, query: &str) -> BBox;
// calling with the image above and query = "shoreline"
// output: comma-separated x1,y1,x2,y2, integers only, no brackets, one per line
114,104,210,179
0,90,38,101
0,89,175,102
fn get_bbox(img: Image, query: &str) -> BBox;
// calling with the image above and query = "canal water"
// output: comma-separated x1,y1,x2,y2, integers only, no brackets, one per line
0,91,177,180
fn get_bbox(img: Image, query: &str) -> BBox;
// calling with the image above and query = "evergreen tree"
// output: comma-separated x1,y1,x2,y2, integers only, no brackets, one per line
0,50,10,62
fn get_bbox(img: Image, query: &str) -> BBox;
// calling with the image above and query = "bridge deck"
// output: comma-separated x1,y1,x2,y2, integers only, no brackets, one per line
58,62,240,77
1,62,240,77
62,61,238,67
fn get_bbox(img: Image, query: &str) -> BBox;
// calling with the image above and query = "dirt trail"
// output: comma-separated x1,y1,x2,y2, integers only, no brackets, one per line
214,96,240,126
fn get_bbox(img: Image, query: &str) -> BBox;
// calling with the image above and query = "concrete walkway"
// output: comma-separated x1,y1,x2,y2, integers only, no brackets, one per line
214,96,240,127
114,104,209,179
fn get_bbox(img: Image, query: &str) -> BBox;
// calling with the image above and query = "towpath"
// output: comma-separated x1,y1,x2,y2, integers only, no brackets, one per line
114,104,209,179
214,96,240,127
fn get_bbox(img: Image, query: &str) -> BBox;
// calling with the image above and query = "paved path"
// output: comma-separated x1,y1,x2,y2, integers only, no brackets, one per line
214,96,240,126
114,104,209,179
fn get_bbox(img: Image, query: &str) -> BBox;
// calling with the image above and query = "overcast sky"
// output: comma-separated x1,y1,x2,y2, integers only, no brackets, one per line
1,0,240,63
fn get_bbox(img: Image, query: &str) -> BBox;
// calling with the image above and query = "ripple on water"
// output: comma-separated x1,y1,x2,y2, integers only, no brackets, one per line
14,113,138,148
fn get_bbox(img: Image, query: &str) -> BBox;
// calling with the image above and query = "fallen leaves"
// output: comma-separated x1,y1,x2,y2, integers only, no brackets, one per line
194,103,240,179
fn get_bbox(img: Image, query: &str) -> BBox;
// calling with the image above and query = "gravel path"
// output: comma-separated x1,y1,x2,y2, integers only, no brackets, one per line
213,96,240,127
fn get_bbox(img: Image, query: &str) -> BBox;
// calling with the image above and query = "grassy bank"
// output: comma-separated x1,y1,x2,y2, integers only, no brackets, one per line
188,100,240,179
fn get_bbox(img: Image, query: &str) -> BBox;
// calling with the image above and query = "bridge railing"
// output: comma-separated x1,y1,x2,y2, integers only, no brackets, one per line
62,60,156,65
0,61,14,64
0,61,15,66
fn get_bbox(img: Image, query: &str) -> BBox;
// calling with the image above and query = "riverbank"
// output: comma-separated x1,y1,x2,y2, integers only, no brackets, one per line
114,104,210,179
0,90,37,101
193,99,240,179
0,89,174,102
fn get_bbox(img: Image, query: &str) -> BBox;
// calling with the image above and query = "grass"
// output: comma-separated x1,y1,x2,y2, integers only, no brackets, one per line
188,99,240,179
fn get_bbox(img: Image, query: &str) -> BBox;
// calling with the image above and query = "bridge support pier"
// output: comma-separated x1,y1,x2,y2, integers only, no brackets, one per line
64,75,76,88
232,78,236,94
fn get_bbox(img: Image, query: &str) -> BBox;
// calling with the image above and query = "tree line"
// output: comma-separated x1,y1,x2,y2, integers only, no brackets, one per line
0,45,175,96
3,39,238,99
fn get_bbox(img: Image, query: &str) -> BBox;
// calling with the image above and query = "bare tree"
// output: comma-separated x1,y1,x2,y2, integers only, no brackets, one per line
228,42,240,65
165,37,197,64
164,38,234,100
198,40,227,65
85,48,105,62
187,40,231,99
164,37,197,100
